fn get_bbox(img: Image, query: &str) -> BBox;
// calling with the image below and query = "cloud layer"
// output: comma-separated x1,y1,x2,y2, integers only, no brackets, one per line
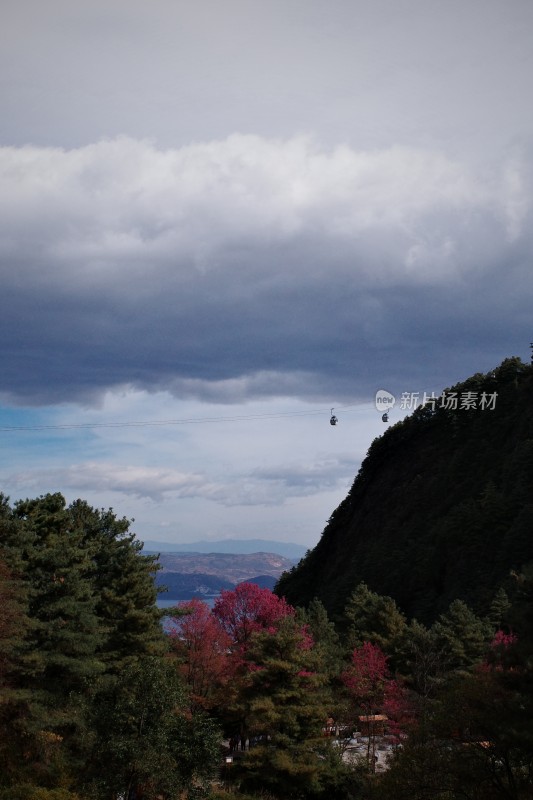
9,454,355,506
1,135,531,406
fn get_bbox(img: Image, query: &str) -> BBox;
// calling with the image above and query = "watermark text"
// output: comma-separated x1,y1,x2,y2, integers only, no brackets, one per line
375,390,497,413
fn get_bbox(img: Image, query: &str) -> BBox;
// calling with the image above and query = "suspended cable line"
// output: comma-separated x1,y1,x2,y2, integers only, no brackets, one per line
0,404,362,433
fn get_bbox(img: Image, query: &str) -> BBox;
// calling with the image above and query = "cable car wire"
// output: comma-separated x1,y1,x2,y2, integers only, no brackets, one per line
0,403,361,434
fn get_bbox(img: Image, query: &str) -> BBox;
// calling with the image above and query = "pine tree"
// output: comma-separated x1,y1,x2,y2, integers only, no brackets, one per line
303,597,343,671
0,494,105,786
432,599,493,672
344,582,406,654
0,493,166,792
396,619,447,703
0,548,32,787
232,615,337,797
68,499,165,670
486,586,511,629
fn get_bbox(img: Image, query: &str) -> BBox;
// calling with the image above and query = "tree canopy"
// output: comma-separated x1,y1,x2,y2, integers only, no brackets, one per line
0,492,220,799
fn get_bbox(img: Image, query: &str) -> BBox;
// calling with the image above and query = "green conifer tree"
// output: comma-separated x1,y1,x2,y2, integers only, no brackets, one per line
486,586,512,629
68,499,164,670
6,494,105,785
344,582,406,655
233,615,352,798
431,599,493,672
299,598,343,675
0,493,166,792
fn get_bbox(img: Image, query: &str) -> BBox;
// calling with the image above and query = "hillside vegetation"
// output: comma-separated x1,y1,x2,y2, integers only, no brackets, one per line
276,356,533,624
0,494,220,799
2,356,533,800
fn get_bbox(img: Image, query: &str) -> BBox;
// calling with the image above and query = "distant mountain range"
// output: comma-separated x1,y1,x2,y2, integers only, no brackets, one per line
142,538,308,560
152,550,295,603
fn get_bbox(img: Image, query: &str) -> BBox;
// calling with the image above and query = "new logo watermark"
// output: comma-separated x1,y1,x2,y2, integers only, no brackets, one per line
375,390,396,413
375,389,498,415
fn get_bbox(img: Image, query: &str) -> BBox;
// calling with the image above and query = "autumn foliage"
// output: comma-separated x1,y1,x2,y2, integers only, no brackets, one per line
168,598,232,709
169,583,297,712
342,641,413,742
213,582,295,646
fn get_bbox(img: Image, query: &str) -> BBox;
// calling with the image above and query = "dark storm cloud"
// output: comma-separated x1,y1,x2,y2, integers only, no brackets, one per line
1,136,531,407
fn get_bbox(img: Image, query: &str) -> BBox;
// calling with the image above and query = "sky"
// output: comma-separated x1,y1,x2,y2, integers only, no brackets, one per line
0,0,532,548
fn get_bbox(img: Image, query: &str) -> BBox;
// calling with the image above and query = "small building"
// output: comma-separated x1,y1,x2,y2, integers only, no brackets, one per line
358,714,388,736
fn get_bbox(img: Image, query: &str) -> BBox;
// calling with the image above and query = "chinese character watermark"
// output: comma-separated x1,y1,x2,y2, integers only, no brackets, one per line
375,389,498,418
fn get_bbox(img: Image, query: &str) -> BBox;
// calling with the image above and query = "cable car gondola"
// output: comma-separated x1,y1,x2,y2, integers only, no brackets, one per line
330,408,338,426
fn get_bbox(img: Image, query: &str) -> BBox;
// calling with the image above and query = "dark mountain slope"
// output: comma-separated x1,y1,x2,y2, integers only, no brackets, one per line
276,357,533,624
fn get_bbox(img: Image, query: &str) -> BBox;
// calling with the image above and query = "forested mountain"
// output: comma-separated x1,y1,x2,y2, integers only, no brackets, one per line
277,356,533,624
2,443,533,799
1,356,532,800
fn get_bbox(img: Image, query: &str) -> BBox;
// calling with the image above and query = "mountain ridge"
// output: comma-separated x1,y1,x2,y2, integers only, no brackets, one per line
276,356,533,624
156,551,294,583
142,538,308,559
155,551,294,601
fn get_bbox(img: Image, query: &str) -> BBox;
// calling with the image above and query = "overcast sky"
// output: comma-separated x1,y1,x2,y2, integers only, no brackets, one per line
1,0,532,548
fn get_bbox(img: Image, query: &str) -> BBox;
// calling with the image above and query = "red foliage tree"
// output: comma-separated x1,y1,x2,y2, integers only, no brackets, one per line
490,629,518,650
342,641,390,724
342,641,413,757
168,598,232,710
484,628,519,672
212,583,295,649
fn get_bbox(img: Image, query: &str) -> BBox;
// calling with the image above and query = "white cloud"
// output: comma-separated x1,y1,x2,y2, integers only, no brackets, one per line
7,463,211,502
6,452,355,508
0,135,522,287
0,135,531,406
3,1,532,548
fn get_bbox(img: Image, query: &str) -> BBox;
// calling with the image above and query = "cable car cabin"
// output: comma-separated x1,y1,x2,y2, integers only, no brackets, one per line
382,412,389,423
330,409,338,426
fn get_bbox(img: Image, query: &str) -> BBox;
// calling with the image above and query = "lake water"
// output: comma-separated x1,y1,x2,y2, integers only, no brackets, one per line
157,596,217,609
158,596,219,634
